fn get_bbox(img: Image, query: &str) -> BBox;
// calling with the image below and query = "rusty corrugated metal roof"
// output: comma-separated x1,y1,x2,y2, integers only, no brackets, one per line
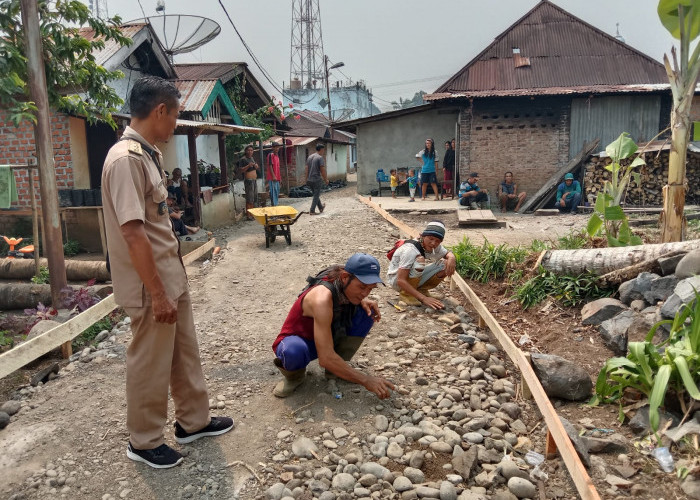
431,1,667,98
78,23,148,66
174,80,218,113
425,84,672,100
174,63,246,83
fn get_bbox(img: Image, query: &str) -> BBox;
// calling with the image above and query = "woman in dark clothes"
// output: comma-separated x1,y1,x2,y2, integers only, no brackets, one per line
442,140,455,199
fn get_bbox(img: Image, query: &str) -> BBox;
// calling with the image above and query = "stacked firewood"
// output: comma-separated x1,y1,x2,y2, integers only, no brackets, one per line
583,150,700,207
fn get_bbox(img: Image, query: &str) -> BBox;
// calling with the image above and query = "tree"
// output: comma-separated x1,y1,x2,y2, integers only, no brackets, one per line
0,0,131,128
391,90,426,110
657,0,700,242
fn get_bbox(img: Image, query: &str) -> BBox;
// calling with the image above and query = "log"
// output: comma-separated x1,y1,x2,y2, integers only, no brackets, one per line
0,258,110,282
597,250,685,286
0,284,113,310
541,240,700,275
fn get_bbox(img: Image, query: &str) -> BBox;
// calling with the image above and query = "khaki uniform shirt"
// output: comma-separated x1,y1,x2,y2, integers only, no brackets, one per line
101,126,187,307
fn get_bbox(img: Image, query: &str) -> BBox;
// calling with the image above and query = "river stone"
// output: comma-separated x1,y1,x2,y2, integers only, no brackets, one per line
430,441,453,453
452,447,478,479
644,275,679,304
401,426,424,440
403,467,425,484
440,480,458,500
375,415,389,432
628,405,680,435
0,411,9,429
0,400,21,416
599,310,635,356
627,307,661,342
619,272,658,305
498,459,529,480
291,437,318,458
409,450,425,469
675,249,700,278
581,298,627,325
387,442,404,459
560,417,590,467
681,475,700,500
443,428,462,447
26,319,62,341
333,427,349,439
530,353,592,401
265,482,287,500
416,486,440,498
661,275,700,318
393,476,413,492
360,462,390,480
331,473,355,491
507,477,536,499
499,403,521,420
470,342,490,361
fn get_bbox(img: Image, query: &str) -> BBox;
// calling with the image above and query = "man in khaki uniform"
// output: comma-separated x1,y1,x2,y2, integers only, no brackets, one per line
101,76,233,469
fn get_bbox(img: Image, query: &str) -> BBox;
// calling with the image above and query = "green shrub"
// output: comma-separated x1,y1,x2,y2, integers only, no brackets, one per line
514,267,612,309
31,266,50,284
592,292,700,433
452,238,528,283
0,330,13,347
63,239,81,256
72,317,114,349
557,230,588,250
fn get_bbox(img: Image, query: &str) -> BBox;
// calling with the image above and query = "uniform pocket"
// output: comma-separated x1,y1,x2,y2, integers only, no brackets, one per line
145,180,168,222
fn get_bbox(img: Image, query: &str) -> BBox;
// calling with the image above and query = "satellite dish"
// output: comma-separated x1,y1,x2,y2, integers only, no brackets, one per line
129,15,221,59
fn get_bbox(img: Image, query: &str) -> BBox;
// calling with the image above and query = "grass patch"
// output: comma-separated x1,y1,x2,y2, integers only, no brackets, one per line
451,238,528,283
72,311,124,350
514,267,612,309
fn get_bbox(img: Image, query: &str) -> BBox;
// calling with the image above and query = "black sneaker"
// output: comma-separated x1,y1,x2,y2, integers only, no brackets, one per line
174,417,234,444
126,442,183,469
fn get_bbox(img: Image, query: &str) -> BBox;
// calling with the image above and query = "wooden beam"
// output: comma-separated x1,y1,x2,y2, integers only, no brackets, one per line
188,130,201,226
0,240,216,380
357,194,601,500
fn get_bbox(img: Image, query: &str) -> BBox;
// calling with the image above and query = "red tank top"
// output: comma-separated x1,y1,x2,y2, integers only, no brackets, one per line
272,286,316,352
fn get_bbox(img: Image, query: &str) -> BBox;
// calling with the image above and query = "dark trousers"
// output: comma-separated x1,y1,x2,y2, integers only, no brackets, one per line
558,192,582,213
459,192,488,206
308,179,323,212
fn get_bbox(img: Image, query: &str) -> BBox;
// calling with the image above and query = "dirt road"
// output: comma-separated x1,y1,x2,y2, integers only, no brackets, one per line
0,185,584,500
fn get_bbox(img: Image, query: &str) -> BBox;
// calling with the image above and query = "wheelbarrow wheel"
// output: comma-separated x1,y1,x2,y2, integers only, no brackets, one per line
284,224,292,245
269,225,277,243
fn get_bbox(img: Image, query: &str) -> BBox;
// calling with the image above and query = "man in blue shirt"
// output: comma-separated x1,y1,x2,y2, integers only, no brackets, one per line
458,172,489,209
556,173,582,214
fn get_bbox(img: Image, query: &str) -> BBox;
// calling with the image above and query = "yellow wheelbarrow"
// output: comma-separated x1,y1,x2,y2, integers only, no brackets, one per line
247,206,304,248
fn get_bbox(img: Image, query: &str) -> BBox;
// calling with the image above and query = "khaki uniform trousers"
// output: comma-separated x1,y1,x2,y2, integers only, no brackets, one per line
124,290,209,449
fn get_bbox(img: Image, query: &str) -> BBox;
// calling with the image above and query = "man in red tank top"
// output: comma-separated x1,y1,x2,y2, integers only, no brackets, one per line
271,254,395,399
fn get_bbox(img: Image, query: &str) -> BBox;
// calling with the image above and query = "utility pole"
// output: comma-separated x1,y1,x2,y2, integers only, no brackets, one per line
20,0,68,313
325,56,332,121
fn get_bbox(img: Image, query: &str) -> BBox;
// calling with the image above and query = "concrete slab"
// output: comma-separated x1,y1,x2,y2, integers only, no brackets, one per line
366,196,456,213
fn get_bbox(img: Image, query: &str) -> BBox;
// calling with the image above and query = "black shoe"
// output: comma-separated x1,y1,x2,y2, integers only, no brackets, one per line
174,417,234,444
126,442,183,469
319,203,325,213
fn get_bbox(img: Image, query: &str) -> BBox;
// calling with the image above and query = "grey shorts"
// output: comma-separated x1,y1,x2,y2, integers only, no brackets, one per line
244,179,257,204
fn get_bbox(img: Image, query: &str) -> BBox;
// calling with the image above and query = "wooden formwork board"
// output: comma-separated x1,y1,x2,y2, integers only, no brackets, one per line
0,239,216,380
357,195,601,500
457,208,506,227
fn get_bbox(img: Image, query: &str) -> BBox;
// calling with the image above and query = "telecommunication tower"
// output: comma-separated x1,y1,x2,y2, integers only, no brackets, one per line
89,0,109,19
289,0,325,89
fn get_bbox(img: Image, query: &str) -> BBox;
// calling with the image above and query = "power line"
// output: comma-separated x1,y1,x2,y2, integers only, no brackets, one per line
372,74,452,89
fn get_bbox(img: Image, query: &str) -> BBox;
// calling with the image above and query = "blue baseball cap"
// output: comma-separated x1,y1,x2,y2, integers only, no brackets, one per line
345,253,384,285
564,173,574,180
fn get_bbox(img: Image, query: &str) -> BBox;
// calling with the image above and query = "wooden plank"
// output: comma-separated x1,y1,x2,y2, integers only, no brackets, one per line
182,238,216,265
519,139,599,214
546,429,558,459
534,209,561,216
0,295,117,380
0,241,216,380
357,194,601,500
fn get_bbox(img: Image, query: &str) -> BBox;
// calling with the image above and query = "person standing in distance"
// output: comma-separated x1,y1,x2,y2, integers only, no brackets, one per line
306,143,329,215
101,76,233,469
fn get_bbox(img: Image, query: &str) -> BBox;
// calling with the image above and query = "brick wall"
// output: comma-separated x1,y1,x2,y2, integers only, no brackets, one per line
0,110,74,207
457,97,570,199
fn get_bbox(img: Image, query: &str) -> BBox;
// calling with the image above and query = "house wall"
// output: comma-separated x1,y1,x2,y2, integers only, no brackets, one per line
570,95,662,157
201,190,236,228
172,134,220,176
325,143,348,181
457,97,570,200
0,110,74,208
355,108,459,194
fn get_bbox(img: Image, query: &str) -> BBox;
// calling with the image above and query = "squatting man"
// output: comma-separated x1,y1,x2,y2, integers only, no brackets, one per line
271,254,395,399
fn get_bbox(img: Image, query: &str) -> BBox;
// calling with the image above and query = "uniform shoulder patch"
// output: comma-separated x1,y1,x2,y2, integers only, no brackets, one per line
127,140,143,156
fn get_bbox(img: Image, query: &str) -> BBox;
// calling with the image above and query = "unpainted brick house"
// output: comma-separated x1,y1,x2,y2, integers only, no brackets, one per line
345,0,673,199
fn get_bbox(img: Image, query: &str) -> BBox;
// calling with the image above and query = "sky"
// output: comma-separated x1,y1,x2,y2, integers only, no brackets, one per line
95,0,678,111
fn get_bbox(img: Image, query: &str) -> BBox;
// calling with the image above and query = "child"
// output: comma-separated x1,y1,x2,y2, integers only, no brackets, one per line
403,168,418,202
390,169,399,198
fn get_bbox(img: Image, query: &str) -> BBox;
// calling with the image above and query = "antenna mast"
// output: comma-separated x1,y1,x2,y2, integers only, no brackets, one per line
289,0,325,88
88,0,109,19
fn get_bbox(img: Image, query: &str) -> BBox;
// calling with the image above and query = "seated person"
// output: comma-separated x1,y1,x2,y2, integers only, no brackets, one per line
271,254,394,399
458,172,489,209
556,173,582,214
167,168,191,207
386,221,456,310
166,193,199,236
498,171,527,213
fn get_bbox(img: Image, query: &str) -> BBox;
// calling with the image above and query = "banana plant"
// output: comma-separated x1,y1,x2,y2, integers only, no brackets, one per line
658,0,700,242
586,132,644,246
